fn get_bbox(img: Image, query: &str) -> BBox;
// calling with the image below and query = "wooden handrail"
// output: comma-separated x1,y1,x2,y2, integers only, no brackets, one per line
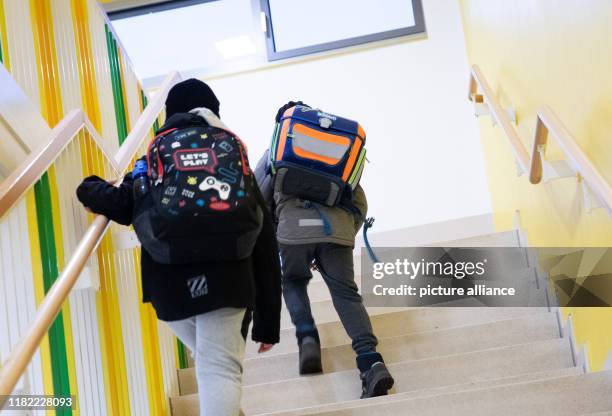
115,71,179,169
0,71,181,400
0,110,118,219
468,65,612,215
0,71,180,219
529,105,612,213
468,65,530,174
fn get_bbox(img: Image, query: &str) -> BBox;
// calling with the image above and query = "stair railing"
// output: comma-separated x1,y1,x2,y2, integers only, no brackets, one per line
468,65,531,175
468,65,612,216
529,105,612,214
0,110,117,218
0,71,181,401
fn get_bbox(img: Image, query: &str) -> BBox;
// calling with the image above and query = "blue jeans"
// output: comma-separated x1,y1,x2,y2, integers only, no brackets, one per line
279,243,378,354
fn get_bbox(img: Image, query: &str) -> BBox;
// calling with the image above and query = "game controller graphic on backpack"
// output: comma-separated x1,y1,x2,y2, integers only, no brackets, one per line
199,176,231,200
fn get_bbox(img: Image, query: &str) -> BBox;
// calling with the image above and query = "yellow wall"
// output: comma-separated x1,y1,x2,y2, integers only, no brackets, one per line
459,0,612,371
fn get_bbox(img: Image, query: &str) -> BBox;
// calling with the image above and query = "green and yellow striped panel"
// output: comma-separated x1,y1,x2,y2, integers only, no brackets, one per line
0,0,6,65
30,1,80,413
71,0,102,132
140,88,161,133
0,0,7,67
105,24,129,145
33,174,73,416
176,340,189,369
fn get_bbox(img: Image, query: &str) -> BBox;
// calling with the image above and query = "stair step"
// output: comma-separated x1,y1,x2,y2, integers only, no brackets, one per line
427,229,521,247
247,306,549,358
242,338,573,414
281,300,407,330
261,367,584,416
299,371,612,416
354,218,511,250
171,338,573,415
178,312,560,393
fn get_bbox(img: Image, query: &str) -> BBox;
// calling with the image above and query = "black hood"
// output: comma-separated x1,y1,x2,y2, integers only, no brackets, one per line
156,112,209,134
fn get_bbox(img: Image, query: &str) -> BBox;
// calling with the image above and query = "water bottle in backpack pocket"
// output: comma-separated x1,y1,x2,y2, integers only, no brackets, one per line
132,159,149,199
133,124,262,264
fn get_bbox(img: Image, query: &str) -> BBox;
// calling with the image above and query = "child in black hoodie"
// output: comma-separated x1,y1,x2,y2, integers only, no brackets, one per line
76,79,282,416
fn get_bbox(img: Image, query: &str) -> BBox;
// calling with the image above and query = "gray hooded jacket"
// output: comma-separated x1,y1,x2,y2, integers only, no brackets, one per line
254,150,367,247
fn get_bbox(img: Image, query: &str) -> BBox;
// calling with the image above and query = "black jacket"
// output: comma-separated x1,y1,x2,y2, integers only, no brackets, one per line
76,114,282,344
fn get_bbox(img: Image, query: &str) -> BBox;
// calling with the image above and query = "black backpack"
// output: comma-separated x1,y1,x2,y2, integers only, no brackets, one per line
133,119,263,264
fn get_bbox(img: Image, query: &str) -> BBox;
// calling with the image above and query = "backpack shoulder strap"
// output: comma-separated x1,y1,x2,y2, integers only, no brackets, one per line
146,127,178,179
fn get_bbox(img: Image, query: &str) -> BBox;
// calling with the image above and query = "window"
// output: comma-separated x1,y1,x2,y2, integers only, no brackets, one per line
110,0,264,81
107,0,426,82
261,0,425,61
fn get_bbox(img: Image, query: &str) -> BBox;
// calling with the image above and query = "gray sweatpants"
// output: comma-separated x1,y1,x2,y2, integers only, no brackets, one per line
280,243,378,354
167,307,247,416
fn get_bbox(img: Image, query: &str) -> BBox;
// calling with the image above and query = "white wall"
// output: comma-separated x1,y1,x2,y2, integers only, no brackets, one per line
205,0,492,232
0,64,52,179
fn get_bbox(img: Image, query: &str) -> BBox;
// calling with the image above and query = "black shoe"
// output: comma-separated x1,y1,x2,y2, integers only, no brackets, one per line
360,362,394,398
299,336,323,375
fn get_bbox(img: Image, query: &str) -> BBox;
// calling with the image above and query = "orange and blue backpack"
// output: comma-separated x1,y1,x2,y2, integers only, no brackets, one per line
269,105,367,207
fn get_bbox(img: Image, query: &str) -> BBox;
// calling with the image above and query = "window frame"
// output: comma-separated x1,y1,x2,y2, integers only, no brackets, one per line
260,0,426,61
107,0,221,21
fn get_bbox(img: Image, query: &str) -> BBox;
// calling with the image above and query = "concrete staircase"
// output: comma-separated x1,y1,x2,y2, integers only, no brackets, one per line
169,230,612,415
